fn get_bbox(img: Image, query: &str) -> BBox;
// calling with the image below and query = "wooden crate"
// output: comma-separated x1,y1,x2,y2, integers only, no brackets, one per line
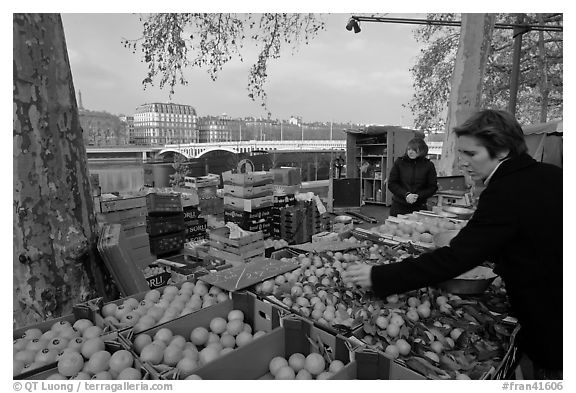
223,183,274,198
100,196,147,213
224,195,274,212
209,226,264,247
222,170,274,186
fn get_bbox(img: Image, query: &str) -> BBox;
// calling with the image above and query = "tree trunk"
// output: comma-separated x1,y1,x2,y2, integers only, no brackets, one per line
438,14,495,176
537,14,549,123
13,14,105,328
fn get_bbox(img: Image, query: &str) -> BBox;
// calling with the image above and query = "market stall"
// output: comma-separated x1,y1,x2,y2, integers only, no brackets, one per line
13,170,519,381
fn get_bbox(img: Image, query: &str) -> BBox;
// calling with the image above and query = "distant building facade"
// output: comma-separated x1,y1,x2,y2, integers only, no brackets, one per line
119,115,135,144
197,114,238,143
79,109,127,146
133,103,197,145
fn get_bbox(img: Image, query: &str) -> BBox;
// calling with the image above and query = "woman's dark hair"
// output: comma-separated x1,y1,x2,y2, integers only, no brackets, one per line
406,137,429,158
453,109,528,158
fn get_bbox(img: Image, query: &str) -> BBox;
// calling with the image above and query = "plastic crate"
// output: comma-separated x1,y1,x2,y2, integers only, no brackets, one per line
146,193,182,215
146,214,185,236
149,231,186,256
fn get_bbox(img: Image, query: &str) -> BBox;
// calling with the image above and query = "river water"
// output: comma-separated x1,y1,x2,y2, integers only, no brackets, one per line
88,160,145,194
88,150,339,194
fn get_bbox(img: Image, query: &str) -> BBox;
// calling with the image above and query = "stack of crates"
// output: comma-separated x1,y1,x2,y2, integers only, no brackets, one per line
275,200,330,245
146,193,185,257
185,175,223,216
182,201,207,242
222,170,275,238
270,192,297,240
208,226,265,266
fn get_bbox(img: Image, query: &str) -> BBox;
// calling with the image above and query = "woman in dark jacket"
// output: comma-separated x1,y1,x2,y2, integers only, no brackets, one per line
343,110,562,379
388,138,438,216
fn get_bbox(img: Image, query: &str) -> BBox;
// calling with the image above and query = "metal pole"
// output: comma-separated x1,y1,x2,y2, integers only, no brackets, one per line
508,15,530,115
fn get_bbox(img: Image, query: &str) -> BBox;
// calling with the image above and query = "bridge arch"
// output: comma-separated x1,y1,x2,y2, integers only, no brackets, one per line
196,147,239,158
157,148,192,160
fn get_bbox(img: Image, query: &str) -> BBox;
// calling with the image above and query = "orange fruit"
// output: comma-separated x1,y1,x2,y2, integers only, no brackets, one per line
163,345,184,367
209,317,227,335
295,369,313,380
189,327,209,346
25,338,48,352
81,337,105,359
91,370,112,380
198,346,220,366
71,371,91,380
226,319,244,336
109,349,134,372
154,328,174,344
184,374,202,380
328,360,345,373
275,365,295,380
82,326,103,340
85,350,111,374
176,357,199,379
57,350,84,377
304,353,325,376
144,289,161,303
73,319,94,334
139,343,164,365
34,348,58,364
117,367,141,380
220,333,236,349
133,334,152,355
269,356,289,376
101,303,118,318
317,371,333,379
235,331,253,348
288,353,306,372
227,309,244,322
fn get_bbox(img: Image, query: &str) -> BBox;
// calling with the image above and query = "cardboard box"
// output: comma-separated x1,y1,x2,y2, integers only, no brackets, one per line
126,291,285,379
16,339,150,380
186,316,352,380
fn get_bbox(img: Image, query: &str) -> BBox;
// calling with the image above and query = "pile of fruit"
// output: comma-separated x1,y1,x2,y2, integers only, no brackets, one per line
45,338,143,380
264,238,290,250
132,309,267,379
370,216,467,243
252,246,417,332
14,319,106,376
142,265,168,279
100,281,229,332
260,353,346,380
356,288,515,379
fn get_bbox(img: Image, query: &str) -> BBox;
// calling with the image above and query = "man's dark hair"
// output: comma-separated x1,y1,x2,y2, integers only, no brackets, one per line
453,109,528,159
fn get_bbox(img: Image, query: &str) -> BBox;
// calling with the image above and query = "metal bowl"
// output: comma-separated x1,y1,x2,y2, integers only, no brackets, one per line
433,230,460,248
437,267,498,295
442,206,475,220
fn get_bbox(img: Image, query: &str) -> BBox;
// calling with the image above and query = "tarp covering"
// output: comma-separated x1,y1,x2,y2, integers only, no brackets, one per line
522,119,562,168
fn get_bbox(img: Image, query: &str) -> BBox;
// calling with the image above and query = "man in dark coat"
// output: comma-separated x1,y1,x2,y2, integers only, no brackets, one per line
344,110,562,379
388,137,438,216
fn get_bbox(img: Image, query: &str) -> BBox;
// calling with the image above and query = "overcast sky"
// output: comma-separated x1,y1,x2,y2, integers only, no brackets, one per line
60,13,426,126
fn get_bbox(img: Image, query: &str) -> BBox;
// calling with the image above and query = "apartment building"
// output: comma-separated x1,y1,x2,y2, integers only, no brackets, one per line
133,103,197,145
